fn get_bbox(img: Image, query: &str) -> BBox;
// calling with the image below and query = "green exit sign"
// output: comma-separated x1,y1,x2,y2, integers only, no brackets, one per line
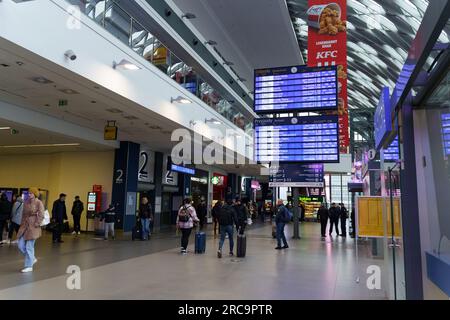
58,99,68,107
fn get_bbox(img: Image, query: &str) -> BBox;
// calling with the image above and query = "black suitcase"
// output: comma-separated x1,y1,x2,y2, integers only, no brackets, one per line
237,233,247,257
132,218,143,241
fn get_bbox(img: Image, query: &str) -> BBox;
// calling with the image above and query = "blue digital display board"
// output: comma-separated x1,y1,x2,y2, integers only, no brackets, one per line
269,164,324,187
441,112,450,157
254,115,339,163
383,136,399,162
254,65,338,114
374,87,392,150
171,164,195,175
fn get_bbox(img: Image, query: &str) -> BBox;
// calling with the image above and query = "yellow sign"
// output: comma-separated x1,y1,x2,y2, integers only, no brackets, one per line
104,125,117,141
153,47,167,65
357,196,401,238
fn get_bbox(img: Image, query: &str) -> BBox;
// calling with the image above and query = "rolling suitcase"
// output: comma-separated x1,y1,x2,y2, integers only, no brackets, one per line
195,231,206,254
132,218,143,241
237,233,247,257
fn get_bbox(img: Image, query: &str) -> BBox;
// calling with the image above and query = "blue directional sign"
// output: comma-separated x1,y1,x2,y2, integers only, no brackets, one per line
269,164,324,187
254,65,338,114
441,112,450,157
383,136,399,162
254,115,339,163
374,87,392,150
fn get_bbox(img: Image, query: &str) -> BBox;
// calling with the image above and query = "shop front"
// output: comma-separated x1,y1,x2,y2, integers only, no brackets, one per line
212,173,227,206
190,169,209,208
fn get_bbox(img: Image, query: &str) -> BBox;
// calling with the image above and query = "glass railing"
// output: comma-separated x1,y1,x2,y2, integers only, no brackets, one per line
67,0,253,136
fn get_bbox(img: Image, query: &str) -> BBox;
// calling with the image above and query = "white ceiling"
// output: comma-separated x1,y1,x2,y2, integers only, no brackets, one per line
169,0,305,92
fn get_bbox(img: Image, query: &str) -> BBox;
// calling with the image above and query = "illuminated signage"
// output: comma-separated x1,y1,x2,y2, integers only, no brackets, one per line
171,164,195,175
383,137,399,162
441,112,450,157
269,164,324,187
374,87,392,150
254,115,339,163
254,65,338,114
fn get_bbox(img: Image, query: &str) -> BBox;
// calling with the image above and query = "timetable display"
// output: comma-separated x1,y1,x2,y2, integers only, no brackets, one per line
254,115,339,163
254,65,338,114
269,164,324,187
441,112,450,157
383,137,399,162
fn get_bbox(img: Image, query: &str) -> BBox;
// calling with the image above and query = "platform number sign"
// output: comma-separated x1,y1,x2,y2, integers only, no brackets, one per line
165,171,174,184
139,151,149,180
115,169,124,184
138,149,154,183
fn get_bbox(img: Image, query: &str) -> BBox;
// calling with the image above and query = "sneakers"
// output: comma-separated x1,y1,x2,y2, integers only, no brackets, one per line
217,250,222,259
72,231,76,235
33,258,37,266
275,246,282,250
282,245,289,249
11,240,18,244
181,250,187,255
21,267,33,273
229,252,234,257
77,232,81,235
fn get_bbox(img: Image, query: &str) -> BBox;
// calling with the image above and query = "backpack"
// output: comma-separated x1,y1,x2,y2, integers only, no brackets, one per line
178,206,191,223
281,207,292,223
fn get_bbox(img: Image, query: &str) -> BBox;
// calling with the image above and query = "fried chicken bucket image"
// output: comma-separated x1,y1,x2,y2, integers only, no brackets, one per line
307,3,346,35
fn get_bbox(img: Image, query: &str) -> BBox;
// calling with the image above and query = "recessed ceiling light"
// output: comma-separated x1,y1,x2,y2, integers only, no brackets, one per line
44,104,51,107
123,115,138,120
0,63,10,68
91,100,97,104
30,77,53,84
59,89,79,94
105,108,123,114
16,61,24,66
149,125,162,130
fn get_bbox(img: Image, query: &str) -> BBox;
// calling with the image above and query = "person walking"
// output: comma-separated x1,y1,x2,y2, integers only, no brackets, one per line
8,196,24,244
217,198,238,258
51,193,68,243
102,204,116,240
339,203,348,237
211,200,222,237
275,199,290,250
16,187,44,273
328,203,340,236
350,206,356,238
139,196,153,240
233,197,248,235
71,196,84,235
317,203,329,239
196,199,207,230
176,198,199,254
0,193,12,245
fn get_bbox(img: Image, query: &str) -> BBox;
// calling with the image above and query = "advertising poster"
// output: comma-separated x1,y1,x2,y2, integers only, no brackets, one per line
307,0,349,153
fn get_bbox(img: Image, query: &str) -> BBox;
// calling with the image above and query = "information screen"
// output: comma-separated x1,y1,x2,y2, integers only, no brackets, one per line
269,164,324,187
384,137,399,162
441,112,450,157
254,65,338,114
254,115,339,163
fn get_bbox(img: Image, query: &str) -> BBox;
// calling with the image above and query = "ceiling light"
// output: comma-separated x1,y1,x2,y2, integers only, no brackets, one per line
16,61,24,66
181,13,196,19
30,76,53,84
59,89,79,94
0,63,10,68
113,59,141,70
204,40,217,45
237,77,247,82
0,143,80,148
223,61,234,66
205,118,222,125
0,127,11,130
105,108,123,114
171,96,192,104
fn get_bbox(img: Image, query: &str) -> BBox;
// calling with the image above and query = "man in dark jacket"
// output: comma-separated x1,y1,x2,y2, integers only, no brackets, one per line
328,203,340,236
0,193,12,244
211,200,223,236
317,204,329,239
217,198,238,258
233,197,248,235
102,204,116,240
339,203,349,237
196,199,207,230
138,196,153,240
71,196,84,235
275,199,290,250
52,193,68,243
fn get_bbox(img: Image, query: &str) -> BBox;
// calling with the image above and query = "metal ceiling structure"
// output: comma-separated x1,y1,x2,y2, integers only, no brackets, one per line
287,0,450,144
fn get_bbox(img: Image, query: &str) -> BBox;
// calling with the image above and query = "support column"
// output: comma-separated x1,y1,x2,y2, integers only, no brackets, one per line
227,173,237,199
293,187,300,239
153,152,163,233
111,141,140,232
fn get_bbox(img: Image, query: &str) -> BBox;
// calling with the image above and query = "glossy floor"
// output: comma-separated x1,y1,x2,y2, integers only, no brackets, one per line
0,222,387,299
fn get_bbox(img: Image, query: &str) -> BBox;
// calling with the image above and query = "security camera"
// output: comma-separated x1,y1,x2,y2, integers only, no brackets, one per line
64,50,77,61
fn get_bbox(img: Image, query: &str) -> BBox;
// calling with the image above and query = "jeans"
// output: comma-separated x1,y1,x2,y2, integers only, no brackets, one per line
141,218,150,240
73,214,81,233
0,220,7,241
8,222,20,240
104,222,115,239
180,228,192,251
218,225,234,253
276,222,288,247
18,237,36,268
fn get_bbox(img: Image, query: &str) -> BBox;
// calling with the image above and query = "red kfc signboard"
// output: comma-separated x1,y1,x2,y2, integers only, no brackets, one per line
307,0,349,152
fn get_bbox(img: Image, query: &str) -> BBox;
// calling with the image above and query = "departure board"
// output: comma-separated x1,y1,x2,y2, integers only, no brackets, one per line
254,115,339,163
269,164,324,187
441,112,450,157
383,137,399,162
254,65,338,114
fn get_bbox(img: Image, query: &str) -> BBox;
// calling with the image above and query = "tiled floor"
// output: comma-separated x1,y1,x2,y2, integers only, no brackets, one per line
0,222,387,299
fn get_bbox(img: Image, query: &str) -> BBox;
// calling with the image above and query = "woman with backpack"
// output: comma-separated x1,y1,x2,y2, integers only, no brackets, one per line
176,198,199,255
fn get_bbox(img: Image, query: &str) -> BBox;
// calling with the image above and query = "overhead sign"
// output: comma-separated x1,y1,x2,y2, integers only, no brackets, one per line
300,196,324,203
374,87,392,150
104,121,118,141
253,65,338,113
307,0,349,152
269,164,324,187
441,112,450,157
138,149,155,183
162,155,178,186
254,115,339,163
